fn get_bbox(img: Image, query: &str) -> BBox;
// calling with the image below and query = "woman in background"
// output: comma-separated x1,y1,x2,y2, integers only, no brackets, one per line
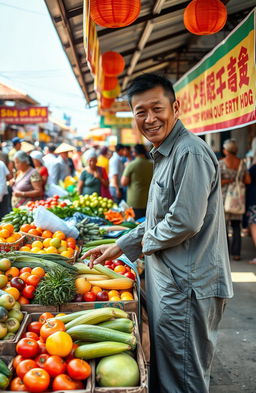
30,151,49,188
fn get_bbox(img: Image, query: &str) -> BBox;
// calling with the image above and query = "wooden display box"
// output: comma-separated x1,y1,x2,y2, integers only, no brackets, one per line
0,312,28,355
92,312,148,393
60,286,139,316
21,304,59,313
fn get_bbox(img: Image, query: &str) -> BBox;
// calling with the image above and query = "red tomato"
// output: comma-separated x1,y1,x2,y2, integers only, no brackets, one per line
67,241,76,250
13,355,25,369
16,359,37,379
20,267,32,274
16,338,39,358
27,322,43,336
114,260,125,266
38,312,54,324
52,374,77,391
23,368,50,393
37,340,47,354
65,343,78,362
67,358,91,380
22,285,36,299
26,275,41,287
22,332,39,341
74,380,84,389
105,260,113,266
44,355,66,377
40,319,65,340
10,377,28,391
124,271,136,280
34,353,49,369
84,291,97,302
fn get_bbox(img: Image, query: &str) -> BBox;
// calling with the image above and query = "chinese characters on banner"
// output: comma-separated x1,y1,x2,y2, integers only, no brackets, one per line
174,10,256,134
0,106,48,124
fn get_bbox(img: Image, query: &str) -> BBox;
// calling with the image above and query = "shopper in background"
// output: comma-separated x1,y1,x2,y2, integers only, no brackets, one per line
0,160,11,218
12,151,43,208
219,139,251,260
83,73,233,393
246,153,256,264
122,145,134,167
78,149,109,196
97,146,110,174
121,144,153,219
108,143,125,203
30,151,49,189
72,146,84,173
54,143,75,183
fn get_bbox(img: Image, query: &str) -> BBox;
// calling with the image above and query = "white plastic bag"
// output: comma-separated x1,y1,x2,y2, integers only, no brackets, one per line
33,206,79,239
45,183,68,197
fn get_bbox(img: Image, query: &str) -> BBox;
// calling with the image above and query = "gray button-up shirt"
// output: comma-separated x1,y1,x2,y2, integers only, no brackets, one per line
117,120,233,299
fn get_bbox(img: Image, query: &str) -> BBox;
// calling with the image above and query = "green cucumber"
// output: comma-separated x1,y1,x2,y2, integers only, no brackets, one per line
97,318,134,333
0,373,9,390
0,359,12,377
66,324,136,348
75,341,131,359
65,308,128,330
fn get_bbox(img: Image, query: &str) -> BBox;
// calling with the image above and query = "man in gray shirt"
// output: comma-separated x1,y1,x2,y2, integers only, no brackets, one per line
82,74,233,393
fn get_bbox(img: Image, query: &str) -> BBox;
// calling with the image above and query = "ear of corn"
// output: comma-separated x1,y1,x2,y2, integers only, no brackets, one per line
77,274,109,281
94,264,126,279
97,318,134,333
73,263,98,274
75,341,131,359
87,278,133,290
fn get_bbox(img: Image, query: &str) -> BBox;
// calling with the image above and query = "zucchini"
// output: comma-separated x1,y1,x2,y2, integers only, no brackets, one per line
0,359,11,377
84,239,116,247
97,318,134,333
0,373,9,390
75,341,131,359
66,324,136,348
65,308,128,330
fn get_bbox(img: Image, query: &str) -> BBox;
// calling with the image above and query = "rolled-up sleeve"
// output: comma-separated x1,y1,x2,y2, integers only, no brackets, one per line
116,221,145,261
142,152,216,255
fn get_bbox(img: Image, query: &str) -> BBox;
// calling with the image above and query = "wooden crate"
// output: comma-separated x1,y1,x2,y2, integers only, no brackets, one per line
93,313,148,393
21,304,59,313
0,235,26,253
0,312,28,355
60,286,139,316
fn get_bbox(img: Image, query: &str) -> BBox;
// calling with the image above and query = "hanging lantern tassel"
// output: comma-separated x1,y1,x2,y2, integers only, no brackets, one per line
102,51,125,76
101,97,115,110
184,0,227,35
90,0,141,28
102,84,121,99
102,76,118,91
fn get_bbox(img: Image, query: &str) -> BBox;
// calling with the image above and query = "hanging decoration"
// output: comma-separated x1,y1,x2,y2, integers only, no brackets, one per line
184,0,227,35
101,96,115,110
102,51,125,76
90,0,141,28
102,76,118,91
102,84,121,99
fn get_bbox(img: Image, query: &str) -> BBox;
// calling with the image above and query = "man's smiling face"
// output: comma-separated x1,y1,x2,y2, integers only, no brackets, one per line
131,86,180,148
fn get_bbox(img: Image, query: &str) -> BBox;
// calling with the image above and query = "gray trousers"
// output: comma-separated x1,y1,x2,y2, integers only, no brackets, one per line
146,285,227,393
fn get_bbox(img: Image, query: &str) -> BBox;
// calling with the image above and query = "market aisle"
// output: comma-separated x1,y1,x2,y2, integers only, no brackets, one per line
210,235,256,393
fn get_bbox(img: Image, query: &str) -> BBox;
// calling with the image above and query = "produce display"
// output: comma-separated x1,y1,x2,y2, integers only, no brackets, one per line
26,195,67,210
1,210,34,232
0,223,23,244
72,193,115,216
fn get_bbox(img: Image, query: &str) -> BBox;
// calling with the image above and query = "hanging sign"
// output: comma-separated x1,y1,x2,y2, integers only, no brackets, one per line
174,9,256,134
0,106,48,124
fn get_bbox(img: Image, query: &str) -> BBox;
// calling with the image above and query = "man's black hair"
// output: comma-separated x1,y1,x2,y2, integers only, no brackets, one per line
48,144,56,153
134,144,149,158
126,73,176,107
115,143,124,152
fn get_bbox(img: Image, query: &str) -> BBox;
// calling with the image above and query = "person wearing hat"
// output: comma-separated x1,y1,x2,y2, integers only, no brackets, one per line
30,151,49,189
8,137,24,174
54,143,75,182
78,149,110,197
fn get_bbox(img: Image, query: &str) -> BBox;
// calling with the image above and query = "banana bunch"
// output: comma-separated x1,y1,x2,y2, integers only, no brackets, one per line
1,210,34,232
76,218,103,243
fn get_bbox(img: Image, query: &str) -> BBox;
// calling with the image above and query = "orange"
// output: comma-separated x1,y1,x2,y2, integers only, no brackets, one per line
66,247,75,255
42,230,53,238
12,233,21,240
45,246,58,254
114,265,126,274
91,286,103,295
1,223,14,234
31,240,43,249
108,290,120,298
0,229,10,239
53,231,66,240
75,278,91,294
0,237,6,243
6,236,17,243
31,267,45,278
36,227,43,235
19,272,31,282
49,238,61,249
57,246,67,254
66,237,76,243
5,287,20,300
5,267,19,280
120,292,134,300
61,240,67,247
43,238,51,248
30,247,41,253
28,228,41,236
19,246,31,252
60,250,73,258
20,224,32,233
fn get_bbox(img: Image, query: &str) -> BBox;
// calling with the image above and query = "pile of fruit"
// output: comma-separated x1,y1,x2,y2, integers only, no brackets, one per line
0,257,46,306
7,312,91,392
1,210,34,232
19,229,78,259
26,195,68,210
72,193,115,216
0,224,23,244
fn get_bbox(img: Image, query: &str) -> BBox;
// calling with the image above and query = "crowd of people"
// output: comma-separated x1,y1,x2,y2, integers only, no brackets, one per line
0,137,154,221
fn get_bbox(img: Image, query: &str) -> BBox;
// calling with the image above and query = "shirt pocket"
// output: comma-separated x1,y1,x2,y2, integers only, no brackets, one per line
152,181,170,219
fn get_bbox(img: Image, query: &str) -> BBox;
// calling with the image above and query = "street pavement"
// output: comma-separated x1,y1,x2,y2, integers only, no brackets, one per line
210,235,256,393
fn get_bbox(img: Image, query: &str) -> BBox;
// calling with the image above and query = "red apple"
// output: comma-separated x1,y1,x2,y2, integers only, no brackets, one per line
96,291,109,301
84,292,97,302
124,272,136,280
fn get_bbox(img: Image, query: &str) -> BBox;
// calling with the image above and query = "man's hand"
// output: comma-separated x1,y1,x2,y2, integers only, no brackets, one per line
81,244,123,268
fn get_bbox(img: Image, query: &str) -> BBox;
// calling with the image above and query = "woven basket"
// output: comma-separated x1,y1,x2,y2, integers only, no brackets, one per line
20,232,44,243
0,235,26,253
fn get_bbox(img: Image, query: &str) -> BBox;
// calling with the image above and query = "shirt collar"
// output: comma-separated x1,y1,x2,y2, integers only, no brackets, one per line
150,119,184,159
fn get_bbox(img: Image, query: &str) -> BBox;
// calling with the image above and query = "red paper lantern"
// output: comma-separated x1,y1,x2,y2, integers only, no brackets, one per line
184,0,227,35
101,97,115,110
102,52,125,76
102,76,118,91
90,0,141,28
